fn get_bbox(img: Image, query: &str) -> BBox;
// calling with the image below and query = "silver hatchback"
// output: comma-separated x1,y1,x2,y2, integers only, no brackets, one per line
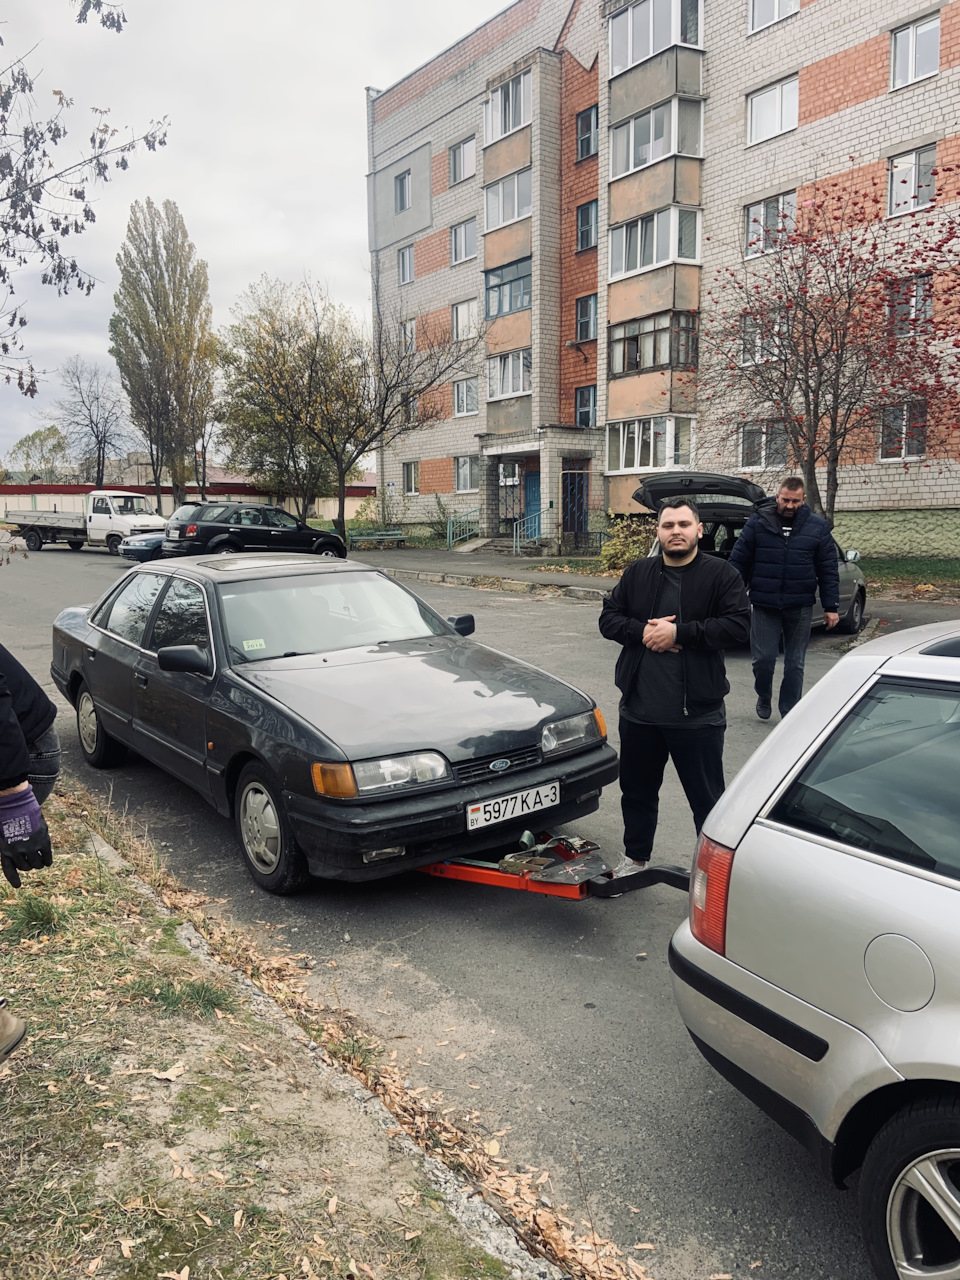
670,620,960,1280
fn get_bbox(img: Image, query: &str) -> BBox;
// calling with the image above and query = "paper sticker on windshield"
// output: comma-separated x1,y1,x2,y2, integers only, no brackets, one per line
243,638,266,652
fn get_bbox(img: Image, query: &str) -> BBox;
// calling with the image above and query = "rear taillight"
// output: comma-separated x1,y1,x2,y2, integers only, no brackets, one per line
185,524,197,538
690,834,735,956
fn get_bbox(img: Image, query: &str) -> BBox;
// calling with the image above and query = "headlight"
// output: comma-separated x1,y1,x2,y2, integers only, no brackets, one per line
353,751,450,795
541,709,605,757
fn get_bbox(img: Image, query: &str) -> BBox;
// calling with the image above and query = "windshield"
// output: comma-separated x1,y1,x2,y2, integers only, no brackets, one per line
110,495,154,516
218,571,447,662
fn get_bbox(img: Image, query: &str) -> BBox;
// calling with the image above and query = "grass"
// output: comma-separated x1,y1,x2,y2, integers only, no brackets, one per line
859,556,960,594
4,891,66,939
127,975,238,1017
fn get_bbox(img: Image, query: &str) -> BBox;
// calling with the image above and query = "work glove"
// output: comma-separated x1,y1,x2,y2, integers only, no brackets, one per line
0,786,52,889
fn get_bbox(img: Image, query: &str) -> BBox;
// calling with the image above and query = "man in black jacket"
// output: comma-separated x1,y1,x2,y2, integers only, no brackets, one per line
599,499,750,866
728,477,840,720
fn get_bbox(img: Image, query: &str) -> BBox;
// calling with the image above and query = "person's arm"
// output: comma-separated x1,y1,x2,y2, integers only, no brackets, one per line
674,565,751,650
727,517,756,583
598,566,646,647
0,666,30,793
815,526,841,614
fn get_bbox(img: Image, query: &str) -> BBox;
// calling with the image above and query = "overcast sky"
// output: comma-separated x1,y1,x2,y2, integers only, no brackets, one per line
0,0,509,458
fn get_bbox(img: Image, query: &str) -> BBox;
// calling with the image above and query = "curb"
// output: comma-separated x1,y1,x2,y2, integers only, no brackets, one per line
382,566,608,603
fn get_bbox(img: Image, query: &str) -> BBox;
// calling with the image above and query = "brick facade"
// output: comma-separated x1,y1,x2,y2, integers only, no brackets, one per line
419,456,455,495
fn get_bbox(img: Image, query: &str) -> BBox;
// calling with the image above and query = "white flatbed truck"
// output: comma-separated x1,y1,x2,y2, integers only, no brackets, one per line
4,490,166,555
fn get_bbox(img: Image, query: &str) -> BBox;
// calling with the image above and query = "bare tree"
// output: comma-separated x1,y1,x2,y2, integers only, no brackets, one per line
699,173,960,523
51,356,129,486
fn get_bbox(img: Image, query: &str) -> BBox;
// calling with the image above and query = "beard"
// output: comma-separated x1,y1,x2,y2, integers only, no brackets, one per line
661,536,698,561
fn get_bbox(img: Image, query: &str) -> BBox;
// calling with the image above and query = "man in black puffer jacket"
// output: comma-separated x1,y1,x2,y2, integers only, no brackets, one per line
729,476,840,720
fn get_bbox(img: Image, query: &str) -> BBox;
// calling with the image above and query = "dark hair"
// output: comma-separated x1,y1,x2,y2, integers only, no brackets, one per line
657,497,699,522
779,476,805,493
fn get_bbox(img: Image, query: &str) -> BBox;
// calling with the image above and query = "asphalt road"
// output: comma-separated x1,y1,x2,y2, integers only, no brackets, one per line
5,545,959,1280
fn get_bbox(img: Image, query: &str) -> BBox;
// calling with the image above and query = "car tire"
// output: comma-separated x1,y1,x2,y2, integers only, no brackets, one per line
859,1095,960,1280
213,541,242,555
234,762,308,895
106,534,122,556
67,540,84,551
838,590,865,634
312,539,346,559
75,680,126,768
24,530,42,552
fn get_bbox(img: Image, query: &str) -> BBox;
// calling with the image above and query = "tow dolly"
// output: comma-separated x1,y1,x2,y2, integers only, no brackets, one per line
421,831,690,900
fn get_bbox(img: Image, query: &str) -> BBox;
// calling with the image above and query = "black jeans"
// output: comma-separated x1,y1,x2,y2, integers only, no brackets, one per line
618,717,725,862
750,605,813,716
27,726,61,805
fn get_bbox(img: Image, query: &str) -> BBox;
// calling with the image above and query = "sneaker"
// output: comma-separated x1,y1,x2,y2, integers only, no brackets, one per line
756,699,772,720
609,854,649,879
0,1000,25,1062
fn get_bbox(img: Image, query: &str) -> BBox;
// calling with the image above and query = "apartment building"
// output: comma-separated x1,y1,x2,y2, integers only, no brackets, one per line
366,0,960,552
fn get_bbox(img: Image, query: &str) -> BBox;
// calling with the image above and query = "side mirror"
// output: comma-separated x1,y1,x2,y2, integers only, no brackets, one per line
157,644,211,675
447,614,475,637
846,549,861,563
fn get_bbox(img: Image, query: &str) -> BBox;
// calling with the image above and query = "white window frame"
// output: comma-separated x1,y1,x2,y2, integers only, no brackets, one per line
891,15,940,90
402,460,420,495
886,274,933,335
747,76,799,145
748,0,798,35
400,319,416,354
484,168,533,231
450,217,477,265
499,461,521,486
484,70,532,145
609,207,700,280
609,0,703,78
398,244,414,285
449,136,477,185
455,455,480,492
394,170,412,214
879,403,927,461
487,349,532,400
451,298,478,341
610,98,702,179
888,144,937,217
605,415,695,471
744,190,796,257
740,312,782,366
739,421,790,470
453,377,479,417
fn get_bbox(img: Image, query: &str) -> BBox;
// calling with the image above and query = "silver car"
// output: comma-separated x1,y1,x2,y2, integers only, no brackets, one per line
669,620,960,1280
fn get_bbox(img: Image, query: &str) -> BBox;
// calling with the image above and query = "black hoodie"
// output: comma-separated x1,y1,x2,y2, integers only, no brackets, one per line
0,643,57,789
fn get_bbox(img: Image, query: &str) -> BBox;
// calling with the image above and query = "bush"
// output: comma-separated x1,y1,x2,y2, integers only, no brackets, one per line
599,515,656,572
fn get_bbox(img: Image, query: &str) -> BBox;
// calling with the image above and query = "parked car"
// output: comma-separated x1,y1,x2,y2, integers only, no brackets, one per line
51,555,618,893
5,489,165,554
161,502,345,559
119,531,165,562
669,619,960,1280
634,471,867,633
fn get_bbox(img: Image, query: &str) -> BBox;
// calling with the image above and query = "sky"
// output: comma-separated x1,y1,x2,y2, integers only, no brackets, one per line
0,0,510,458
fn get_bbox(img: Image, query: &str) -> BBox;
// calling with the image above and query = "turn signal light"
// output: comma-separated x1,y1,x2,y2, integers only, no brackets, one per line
593,707,607,739
690,834,735,956
311,762,358,798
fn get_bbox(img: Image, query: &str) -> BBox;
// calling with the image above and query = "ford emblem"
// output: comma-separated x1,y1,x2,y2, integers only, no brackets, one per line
489,758,511,772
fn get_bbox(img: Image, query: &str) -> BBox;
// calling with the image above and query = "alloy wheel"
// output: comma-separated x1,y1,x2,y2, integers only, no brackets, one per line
77,691,99,757
887,1148,960,1278
239,782,282,874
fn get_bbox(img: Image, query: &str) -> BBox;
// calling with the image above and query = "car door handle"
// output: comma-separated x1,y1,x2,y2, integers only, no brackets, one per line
270,530,282,535
134,672,148,687
85,646,96,660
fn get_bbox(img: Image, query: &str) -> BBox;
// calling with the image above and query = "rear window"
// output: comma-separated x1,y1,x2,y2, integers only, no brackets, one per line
770,678,960,880
197,505,232,523
170,505,203,523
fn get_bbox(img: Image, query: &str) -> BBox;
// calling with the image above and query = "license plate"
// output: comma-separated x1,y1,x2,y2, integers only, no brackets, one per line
467,781,560,831
167,529,179,539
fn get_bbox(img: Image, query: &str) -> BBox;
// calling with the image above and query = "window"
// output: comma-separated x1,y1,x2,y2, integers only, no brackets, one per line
401,394,418,425
880,403,926,459
609,0,701,77
455,455,480,491
149,578,210,651
402,461,420,495
769,679,960,881
484,70,532,143
749,0,798,33
487,349,532,399
485,258,532,318
394,170,411,214
611,98,702,178
451,218,477,264
398,244,414,285
449,136,477,185
748,77,798,144
452,298,479,339
576,294,598,342
270,510,300,528
454,377,479,416
609,312,697,373
740,312,781,365
577,200,598,250
101,572,166,647
485,168,532,230
609,207,700,277
889,145,937,215
606,416,693,469
577,105,599,159
887,275,933,336
400,319,416,353
575,385,597,428
740,421,790,469
500,461,520,486
892,15,940,88
744,190,796,256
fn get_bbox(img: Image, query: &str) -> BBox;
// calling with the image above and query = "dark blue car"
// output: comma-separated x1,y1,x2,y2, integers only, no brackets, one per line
119,531,165,562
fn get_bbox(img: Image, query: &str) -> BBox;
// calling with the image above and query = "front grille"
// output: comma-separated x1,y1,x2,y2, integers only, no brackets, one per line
455,746,541,786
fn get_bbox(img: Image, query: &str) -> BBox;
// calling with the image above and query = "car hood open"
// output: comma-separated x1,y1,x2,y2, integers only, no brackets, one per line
236,636,594,762
633,471,767,514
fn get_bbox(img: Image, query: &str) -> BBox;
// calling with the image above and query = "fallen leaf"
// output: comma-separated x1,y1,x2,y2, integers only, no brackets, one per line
359,1267,375,1278
207,1169,226,1183
327,1195,338,1216
455,1053,467,1061
152,1062,187,1082
119,1240,134,1259
158,1270,190,1280
484,1140,500,1156
536,1171,550,1185
233,1210,244,1231
633,1242,656,1250
709,1274,733,1279
389,1050,397,1061
468,1083,480,1090
750,1264,763,1271
218,1106,238,1113
197,1212,213,1227
404,1230,421,1240
87,1259,102,1275
435,1040,449,1047
628,1204,641,1213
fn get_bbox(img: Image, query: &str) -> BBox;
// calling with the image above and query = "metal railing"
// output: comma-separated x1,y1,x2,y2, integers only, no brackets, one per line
511,510,541,555
446,507,481,549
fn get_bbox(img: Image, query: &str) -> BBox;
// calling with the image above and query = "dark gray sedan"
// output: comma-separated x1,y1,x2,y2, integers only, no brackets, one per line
51,555,618,893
